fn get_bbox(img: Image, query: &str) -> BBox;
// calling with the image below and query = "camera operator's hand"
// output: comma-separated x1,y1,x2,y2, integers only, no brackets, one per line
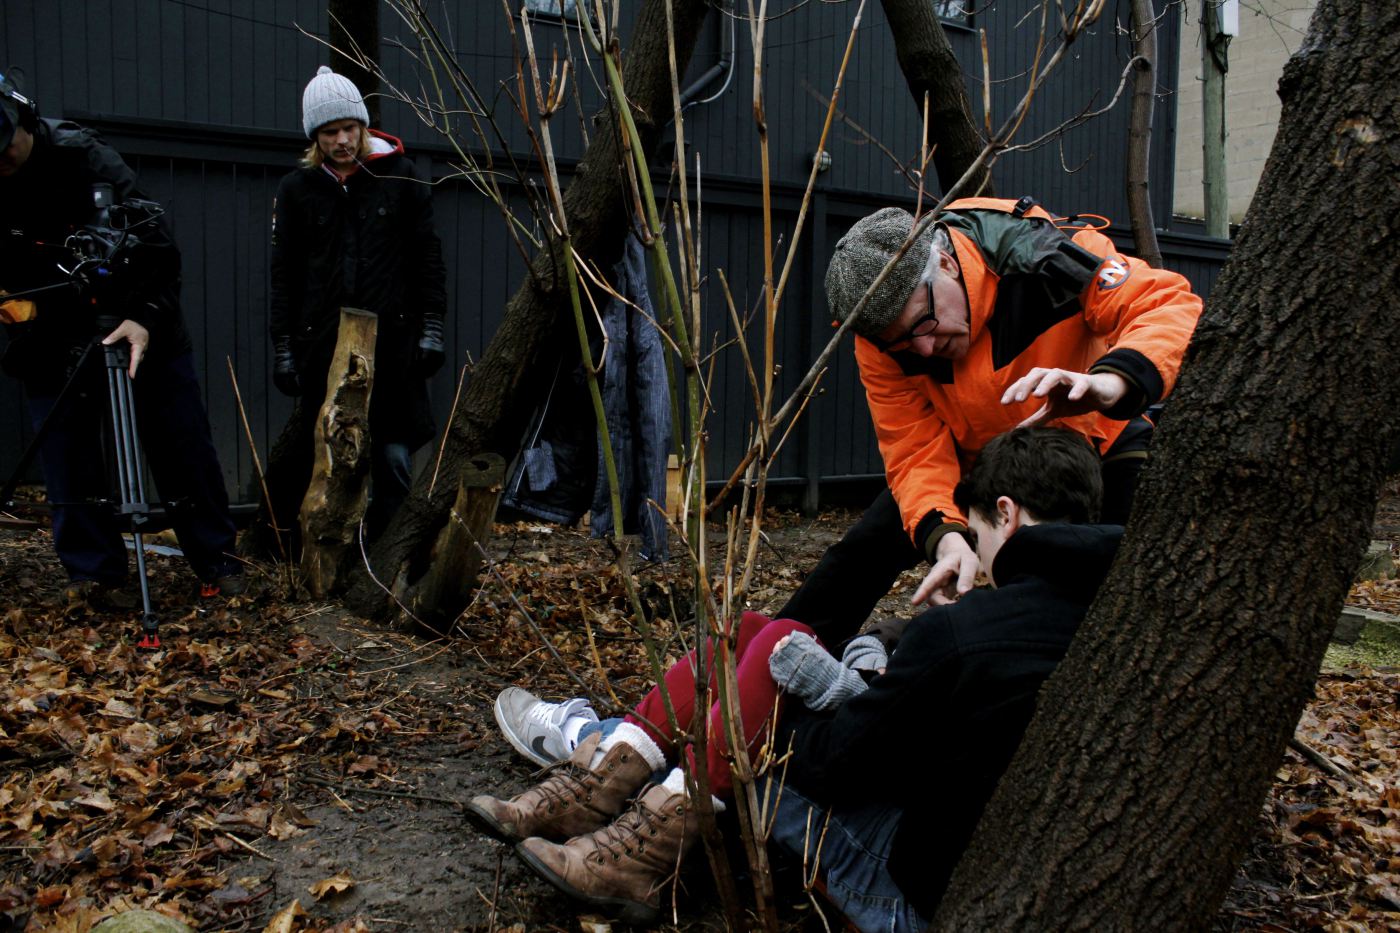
272,336,302,396
414,317,445,378
101,319,149,378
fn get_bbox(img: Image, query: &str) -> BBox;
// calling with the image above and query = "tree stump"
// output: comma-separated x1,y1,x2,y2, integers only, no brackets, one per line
300,308,377,597
404,453,505,626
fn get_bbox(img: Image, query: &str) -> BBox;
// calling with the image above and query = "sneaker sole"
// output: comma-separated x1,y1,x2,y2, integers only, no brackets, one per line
493,692,556,768
513,841,660,926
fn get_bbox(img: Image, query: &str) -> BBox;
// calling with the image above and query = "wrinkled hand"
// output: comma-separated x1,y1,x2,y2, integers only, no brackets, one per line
1000,368,1129,428
101,319,150,378
912,532,978,606
415,317,446,378
272,336,302,396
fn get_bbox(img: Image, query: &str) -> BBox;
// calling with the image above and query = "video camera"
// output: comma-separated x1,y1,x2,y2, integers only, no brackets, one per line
2,183,171,317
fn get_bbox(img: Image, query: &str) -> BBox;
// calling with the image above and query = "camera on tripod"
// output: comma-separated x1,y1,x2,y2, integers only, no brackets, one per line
2,182,177,649
59,183,171,303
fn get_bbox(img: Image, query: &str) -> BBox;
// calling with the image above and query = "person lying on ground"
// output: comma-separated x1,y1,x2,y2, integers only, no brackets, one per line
467,426,1116,931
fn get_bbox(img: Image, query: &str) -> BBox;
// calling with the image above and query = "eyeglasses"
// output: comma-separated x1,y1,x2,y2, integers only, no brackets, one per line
869,280,940,354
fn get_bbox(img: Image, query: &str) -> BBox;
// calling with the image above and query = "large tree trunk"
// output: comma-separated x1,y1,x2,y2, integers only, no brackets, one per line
934,0,1400,926
346,0,711,616
879,0,993,198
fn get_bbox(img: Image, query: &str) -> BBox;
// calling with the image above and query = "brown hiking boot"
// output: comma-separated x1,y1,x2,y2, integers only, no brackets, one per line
514,784,700,926
464,732,652,843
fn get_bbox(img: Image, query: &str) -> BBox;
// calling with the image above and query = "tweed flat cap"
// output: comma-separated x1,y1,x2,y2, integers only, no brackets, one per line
824,207,936,338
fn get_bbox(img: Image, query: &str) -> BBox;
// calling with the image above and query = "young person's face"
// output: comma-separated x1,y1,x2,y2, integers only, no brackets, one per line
873,245,972,360
966,496,1033,586
315,119,364,170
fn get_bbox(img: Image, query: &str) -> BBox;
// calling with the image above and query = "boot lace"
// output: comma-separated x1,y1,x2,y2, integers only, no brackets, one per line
588,787,679,863
526,761,599,814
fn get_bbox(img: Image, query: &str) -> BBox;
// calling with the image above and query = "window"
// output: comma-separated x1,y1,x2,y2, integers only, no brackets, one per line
523,0,579,20
933,0,970,27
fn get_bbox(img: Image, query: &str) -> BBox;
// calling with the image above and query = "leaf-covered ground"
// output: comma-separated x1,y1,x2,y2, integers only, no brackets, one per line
0,505,1397,932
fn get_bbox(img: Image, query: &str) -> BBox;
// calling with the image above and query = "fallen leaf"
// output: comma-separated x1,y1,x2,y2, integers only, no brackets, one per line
261,898,306,933
308,874,355,900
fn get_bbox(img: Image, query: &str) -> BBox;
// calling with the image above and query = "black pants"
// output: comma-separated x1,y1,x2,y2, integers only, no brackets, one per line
776,452,1145,648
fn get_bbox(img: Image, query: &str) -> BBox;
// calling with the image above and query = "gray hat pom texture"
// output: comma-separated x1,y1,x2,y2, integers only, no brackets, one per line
302,65,369,138
825,207,936,338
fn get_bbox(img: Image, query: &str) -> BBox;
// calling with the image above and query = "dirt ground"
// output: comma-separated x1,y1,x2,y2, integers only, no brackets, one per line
1,501,1397,932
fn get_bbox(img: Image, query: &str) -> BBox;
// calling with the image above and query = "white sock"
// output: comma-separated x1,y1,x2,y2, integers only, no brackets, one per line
561,715,591,752
593,722,667,772
660,766,725,813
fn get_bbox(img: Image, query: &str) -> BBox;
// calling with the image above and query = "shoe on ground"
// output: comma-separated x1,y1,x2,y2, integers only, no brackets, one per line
199,573,248,600
514,784,700,926
494,686,598,767
64,580,142,613
465,732,651,844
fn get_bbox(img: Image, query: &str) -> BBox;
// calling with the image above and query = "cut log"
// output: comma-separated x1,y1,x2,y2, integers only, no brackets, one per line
404,453,505,626
300,308,378,597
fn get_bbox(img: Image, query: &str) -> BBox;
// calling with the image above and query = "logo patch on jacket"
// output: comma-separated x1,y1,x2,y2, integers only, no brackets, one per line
1097,256,1130,290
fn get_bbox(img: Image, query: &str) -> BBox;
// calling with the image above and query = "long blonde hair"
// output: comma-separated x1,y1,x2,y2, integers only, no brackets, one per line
300,124,373,169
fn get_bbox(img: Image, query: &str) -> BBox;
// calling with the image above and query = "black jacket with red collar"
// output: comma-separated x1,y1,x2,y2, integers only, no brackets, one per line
270,129,447,446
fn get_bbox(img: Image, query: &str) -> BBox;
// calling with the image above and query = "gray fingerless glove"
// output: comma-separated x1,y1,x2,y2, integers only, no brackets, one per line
841,634,888,673
768,631,868,711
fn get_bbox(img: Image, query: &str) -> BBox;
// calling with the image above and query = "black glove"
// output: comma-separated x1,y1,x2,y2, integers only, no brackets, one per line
414,317,445,378
272,335,301,396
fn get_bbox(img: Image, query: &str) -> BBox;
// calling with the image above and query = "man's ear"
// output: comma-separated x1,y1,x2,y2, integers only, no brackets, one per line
938,247,961,280
996,496,1023,534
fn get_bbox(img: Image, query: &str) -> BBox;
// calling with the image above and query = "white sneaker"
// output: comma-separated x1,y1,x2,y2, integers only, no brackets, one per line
494,687,599,767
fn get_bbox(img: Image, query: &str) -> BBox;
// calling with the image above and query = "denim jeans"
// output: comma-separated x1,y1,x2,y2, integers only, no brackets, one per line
766,778,927,933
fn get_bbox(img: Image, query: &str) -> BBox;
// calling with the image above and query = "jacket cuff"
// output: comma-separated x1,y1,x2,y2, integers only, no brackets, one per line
1090,348,1160,419
915,510,970,563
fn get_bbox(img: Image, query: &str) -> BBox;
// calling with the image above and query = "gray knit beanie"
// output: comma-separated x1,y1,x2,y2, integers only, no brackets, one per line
301,66,369,137
825,207,937,338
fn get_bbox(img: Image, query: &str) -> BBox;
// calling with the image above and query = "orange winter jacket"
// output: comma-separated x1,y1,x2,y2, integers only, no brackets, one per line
854,197,1203,555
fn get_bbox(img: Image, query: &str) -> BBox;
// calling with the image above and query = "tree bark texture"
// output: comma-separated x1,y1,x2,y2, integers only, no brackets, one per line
405,453,505,625
935,0,1400,927
328,0,381,126
346,0,711,616
879,0,993,198
1125,0,1163,267
300,308,378,598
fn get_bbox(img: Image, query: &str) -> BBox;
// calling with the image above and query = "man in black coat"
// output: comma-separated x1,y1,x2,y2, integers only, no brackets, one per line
0,72,241,608
765,427,1120,931
269,67,448,536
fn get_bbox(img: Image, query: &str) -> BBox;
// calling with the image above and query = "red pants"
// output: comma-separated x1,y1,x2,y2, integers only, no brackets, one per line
625,611,816,797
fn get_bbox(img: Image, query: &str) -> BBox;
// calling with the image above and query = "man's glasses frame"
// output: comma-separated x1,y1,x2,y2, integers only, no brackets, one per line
868,281,940,354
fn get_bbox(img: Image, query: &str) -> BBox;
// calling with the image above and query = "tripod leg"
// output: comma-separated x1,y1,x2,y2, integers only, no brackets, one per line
101,343,161,649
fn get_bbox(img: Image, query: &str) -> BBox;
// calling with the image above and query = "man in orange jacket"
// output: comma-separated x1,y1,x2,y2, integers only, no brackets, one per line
777,197,1202,645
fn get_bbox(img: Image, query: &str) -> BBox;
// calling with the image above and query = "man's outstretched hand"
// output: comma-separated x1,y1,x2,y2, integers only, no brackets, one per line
101,319,150,378
912,532,978,606
1001,368,1129,427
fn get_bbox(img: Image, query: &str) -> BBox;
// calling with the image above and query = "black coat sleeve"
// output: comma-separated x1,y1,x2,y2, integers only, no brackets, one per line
778,605,964,804
269,173,304,340
400,160,447,326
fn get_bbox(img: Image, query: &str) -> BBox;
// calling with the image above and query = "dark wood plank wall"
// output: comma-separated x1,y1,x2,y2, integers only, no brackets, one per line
0,0,1220,501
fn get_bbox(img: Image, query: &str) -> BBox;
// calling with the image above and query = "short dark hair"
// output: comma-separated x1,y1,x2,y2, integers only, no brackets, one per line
953,427,1102,524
